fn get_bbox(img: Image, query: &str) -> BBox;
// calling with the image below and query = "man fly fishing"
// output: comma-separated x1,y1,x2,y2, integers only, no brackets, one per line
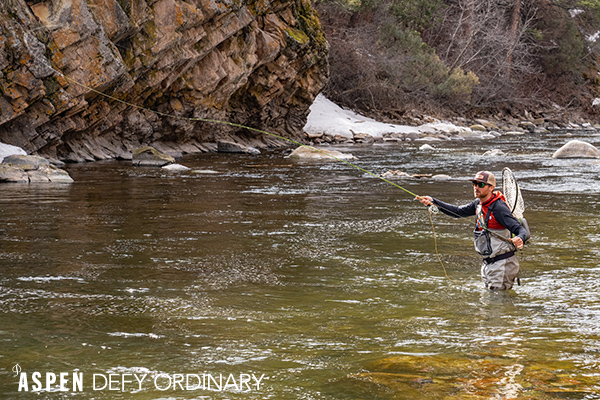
418,171,529,290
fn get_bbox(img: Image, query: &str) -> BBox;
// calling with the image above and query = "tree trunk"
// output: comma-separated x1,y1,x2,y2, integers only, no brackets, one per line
464,0,474,39
505,0,522,79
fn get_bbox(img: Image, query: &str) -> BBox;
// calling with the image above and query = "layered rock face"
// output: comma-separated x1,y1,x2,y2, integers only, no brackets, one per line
0,0,328,161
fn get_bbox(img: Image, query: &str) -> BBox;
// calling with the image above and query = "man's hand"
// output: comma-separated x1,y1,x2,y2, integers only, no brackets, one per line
416,196,433,206
511,237,524,250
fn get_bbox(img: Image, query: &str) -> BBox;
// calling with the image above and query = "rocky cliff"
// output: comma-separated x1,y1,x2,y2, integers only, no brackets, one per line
0,0,328,162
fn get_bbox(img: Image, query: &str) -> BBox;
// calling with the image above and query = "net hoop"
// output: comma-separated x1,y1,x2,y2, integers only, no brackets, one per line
502,167,524,220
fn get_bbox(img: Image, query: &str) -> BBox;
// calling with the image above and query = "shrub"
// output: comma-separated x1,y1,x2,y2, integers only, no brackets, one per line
436,68,480,100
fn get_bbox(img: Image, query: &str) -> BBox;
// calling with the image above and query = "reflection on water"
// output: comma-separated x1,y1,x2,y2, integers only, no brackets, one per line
0,131,599,399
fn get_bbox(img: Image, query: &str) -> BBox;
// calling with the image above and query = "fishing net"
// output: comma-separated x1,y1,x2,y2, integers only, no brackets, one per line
502,167,524,219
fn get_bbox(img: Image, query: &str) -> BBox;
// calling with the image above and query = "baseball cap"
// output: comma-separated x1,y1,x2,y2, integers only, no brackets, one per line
470,170,496,186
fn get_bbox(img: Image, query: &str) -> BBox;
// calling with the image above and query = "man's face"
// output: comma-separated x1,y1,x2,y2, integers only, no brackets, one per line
473,182,494,199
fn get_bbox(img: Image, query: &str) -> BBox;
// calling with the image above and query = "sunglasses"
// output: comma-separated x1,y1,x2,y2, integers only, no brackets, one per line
473,182,488,188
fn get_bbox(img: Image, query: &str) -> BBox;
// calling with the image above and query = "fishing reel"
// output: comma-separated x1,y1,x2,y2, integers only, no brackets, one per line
415,196,439,214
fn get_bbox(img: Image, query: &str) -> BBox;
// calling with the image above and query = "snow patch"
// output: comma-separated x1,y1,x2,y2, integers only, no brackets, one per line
304,94,464,138
0,142,26,163
569,8,584,18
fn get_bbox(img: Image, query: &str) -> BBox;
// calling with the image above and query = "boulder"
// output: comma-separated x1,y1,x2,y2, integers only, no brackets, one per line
331,134,354,144
2,155,51,170
470,124,487,131
306,132,324,140
217,141,261,155
552,140,600,159
483,149,506,157
162,164,191,172
0,156,73,183
286,146,356,160
474,119,499,130
519,121,536,132
132,146,176,166
0,164,29,183
40,166,74,183
352,132,375,144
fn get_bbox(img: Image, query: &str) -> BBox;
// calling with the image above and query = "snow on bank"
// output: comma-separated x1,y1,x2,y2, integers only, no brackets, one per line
0,142,26,163
569,8,584,18
304,94,419,138
304,94,467,138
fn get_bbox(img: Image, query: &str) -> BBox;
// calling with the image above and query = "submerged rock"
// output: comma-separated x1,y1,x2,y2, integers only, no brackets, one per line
286,146,356,160
217,141,261,155
552,140,600,159
335,354,598,399
132,147,175,166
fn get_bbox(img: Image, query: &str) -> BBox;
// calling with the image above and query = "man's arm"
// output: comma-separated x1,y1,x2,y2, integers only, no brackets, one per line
492,201,529,246
417,196,477,218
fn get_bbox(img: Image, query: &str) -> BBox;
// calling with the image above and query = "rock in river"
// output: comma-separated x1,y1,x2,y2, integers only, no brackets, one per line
217,141,261,155
162,164,191,172
552,140,600,159
286,146,356,160
0,155,73,183
132,147,176,166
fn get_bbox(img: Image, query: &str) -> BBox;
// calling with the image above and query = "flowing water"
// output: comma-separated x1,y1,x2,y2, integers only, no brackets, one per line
1,131,600,399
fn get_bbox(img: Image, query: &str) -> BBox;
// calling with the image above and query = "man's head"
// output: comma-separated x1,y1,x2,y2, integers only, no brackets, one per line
471,171,496,200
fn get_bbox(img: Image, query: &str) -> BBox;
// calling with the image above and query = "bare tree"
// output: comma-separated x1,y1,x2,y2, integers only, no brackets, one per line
505,0,522,79
430,0,540,104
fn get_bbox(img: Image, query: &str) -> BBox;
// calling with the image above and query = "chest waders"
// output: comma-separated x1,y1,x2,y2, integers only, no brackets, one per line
474,201,521,289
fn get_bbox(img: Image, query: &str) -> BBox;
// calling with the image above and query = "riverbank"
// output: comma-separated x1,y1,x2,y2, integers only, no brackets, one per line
303,95,600,146
2,95,600,167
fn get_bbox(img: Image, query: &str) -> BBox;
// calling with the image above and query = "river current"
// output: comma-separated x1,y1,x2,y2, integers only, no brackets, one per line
1,130,599,399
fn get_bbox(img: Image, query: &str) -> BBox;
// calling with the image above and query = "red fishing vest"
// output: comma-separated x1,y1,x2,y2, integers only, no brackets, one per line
477,191,507,230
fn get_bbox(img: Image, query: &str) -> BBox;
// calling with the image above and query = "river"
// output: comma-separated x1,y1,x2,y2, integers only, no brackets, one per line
1,130,599,399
